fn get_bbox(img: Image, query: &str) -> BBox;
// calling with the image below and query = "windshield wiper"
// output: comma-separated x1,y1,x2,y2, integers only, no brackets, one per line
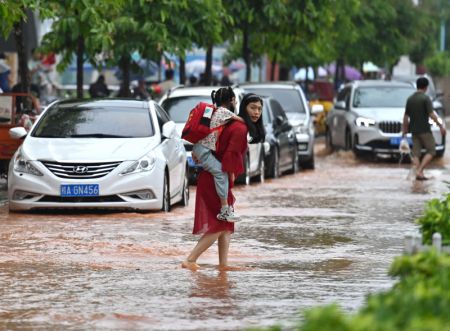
68,133,133,138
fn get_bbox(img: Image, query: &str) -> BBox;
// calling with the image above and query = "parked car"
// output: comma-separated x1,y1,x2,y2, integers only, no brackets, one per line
8,99,189,212
392,74,445,118
261,96,298,177
240,82,321,169
159,86,266,185
325,80,446,157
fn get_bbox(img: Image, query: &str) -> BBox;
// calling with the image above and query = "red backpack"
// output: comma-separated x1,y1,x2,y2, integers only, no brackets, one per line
181,102,224,144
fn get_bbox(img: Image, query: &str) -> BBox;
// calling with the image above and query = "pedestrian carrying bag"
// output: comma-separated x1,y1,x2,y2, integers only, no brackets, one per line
181,102,223,144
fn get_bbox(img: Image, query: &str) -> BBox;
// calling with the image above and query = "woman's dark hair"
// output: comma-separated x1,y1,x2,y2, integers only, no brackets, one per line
211,87,235,107
238,93,266,144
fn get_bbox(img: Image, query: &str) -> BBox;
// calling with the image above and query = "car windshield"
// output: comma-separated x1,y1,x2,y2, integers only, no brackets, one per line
352,87,414,108
244,88,306,114
32,105,154,138
161,96,210,123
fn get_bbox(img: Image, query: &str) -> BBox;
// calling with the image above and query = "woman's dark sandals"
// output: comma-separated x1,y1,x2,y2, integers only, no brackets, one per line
416,175,429,181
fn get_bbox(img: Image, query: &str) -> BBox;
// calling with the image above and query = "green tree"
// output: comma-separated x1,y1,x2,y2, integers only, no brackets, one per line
41,0,121,98
0,1,53,94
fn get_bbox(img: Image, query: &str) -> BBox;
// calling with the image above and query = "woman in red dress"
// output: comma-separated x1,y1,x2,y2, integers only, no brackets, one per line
182,92,265,271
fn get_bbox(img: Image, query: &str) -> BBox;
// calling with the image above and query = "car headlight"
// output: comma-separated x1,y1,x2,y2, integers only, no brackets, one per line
120,155,156,175
355,117,376,127
295,125,308,134
13,151,43,176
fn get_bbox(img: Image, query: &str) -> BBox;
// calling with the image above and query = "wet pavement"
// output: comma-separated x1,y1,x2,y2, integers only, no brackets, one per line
1,140,449,330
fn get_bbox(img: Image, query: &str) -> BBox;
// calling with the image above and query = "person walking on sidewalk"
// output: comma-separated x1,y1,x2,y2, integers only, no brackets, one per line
402,77,446,180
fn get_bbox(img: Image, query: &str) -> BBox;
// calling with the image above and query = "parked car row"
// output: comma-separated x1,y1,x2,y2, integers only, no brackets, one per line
160,82,322,184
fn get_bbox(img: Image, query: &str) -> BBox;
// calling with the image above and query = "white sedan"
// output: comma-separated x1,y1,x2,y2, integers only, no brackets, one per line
8,99,189,212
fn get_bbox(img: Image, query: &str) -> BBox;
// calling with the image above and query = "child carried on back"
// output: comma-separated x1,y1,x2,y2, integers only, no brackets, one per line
192,87,244,222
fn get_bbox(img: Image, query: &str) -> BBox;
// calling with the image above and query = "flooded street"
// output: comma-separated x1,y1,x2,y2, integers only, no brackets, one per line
1,140,449,331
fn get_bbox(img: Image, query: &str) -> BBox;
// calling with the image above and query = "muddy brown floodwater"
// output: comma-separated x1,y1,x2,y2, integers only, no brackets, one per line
1,139,449,331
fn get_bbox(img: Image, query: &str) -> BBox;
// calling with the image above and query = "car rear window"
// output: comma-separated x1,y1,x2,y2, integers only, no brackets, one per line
244,88,306,114
32,106,154,138
353,87,415,108
161,96,210,123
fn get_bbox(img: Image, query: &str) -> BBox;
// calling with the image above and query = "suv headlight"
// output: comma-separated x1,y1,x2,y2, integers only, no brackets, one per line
355,117,376,127
295,124,308,134
120,155,156,175
13,151,43,176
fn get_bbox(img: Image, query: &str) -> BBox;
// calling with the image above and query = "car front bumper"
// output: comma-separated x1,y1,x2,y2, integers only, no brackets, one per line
8,161,166,211
354,127,445,155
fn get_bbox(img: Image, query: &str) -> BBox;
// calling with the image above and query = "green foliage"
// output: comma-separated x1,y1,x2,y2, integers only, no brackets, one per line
424,52,450,77
300,305,352,331
0,0,54,38
250,243,450,331
416,194,450,245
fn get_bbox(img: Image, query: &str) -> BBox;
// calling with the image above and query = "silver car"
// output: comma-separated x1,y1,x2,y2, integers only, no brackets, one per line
240,82,319,169
159,86,266,185
326,80,446,157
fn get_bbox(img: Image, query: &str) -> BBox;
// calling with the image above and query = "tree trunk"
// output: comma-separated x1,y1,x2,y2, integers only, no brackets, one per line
204,45,213,86
242,23,251,82
119,55,131,97
334,58,345,91
279,66,290,81
76,36,84,99
13,20,29,93
179,56,186,86
270,58,277,81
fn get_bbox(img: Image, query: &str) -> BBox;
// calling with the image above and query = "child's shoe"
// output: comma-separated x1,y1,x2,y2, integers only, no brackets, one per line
217,206,230,221
224,206,241,223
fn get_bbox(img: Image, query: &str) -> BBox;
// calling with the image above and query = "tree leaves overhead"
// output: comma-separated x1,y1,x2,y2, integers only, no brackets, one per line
3,0,449,88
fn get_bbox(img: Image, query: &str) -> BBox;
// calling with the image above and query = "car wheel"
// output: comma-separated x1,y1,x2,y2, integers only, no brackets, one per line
236,153,251,185
161,172,171,212
255,152,265,183
345,129,352,151
352,134,364,158
325,128,334,150
180,168,189,207
300,153,315,169
288,145,299,174
269,147,280,178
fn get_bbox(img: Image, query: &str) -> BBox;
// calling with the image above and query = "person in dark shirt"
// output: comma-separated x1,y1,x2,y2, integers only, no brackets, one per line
89,75,110,98
402,77,446,180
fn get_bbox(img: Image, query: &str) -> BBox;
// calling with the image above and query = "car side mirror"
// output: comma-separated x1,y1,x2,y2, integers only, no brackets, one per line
275,115,284,126
311,104,324,115
436,89,444,98
334,100,346,110
162,121,177,139
9,127,28,139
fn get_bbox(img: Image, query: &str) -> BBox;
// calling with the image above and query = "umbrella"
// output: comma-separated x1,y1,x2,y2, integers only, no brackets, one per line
327,64,362,81
228,61,246,73
294,66,328,81
294,67,314,81
186,59,222,75
363,61,380,73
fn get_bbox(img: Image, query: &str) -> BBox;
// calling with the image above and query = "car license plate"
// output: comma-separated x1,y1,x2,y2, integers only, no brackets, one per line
390,137,412,146
60,184,99,197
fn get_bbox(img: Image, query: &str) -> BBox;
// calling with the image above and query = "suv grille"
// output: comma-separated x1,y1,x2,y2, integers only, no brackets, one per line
41,161,122,179
379,121,402,134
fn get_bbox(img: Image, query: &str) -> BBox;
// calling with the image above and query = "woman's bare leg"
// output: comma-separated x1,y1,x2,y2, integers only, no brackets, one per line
182,232,223,270
218,231,231,268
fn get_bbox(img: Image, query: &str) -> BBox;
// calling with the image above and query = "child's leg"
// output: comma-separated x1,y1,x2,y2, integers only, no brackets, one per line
192,144,229,204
